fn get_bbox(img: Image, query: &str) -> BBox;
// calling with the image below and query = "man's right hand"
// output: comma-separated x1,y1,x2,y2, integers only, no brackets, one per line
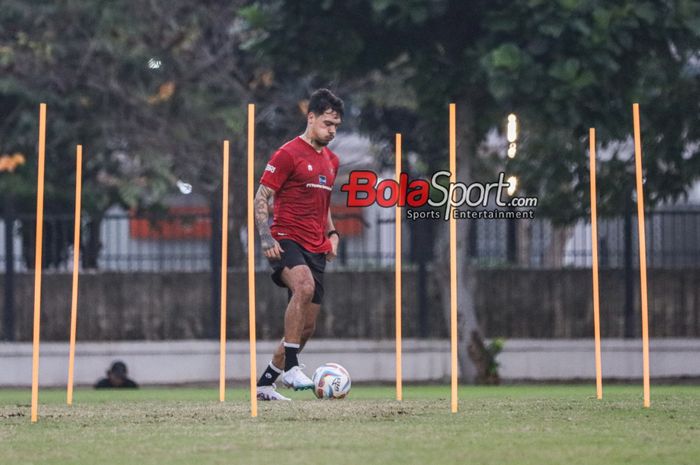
261,234,284,260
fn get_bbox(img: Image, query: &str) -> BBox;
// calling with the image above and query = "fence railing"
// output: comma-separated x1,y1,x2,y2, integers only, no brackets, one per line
2,207,700,272
2,206,700,342
468,208,700,268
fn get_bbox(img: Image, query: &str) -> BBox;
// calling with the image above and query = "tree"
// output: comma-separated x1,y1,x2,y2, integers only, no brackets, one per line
1,0,314,268
1,0,180,267
242,0,700,381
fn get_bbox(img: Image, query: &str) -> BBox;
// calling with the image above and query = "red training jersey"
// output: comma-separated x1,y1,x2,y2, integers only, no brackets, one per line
260,136,340,253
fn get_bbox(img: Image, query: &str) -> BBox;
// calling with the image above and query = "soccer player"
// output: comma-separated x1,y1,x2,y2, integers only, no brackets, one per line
254,89,343,401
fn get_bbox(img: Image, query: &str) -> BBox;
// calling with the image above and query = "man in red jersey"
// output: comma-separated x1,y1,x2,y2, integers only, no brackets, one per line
254,89,343,401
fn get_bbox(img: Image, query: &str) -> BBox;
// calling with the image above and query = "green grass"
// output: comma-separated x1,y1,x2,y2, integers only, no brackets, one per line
1,385,699,465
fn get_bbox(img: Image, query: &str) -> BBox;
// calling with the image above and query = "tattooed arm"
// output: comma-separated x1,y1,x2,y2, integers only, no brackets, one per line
255,184,284,260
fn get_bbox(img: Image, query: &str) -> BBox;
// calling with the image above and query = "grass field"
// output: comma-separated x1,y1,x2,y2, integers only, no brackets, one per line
1,385,699,465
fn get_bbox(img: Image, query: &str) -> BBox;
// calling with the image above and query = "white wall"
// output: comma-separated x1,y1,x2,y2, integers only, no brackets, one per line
1,338,699,387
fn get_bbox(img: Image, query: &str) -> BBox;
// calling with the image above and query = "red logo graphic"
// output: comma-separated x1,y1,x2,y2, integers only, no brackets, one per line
340,171,430,208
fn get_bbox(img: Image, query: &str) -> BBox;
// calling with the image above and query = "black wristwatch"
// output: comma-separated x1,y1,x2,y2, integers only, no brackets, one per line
327,230,340,239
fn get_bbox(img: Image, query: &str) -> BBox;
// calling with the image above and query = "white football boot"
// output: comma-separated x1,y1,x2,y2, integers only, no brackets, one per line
280,364,314,391
256,383,291,401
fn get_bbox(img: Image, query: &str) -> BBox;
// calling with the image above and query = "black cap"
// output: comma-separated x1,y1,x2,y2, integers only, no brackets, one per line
109,361,128,377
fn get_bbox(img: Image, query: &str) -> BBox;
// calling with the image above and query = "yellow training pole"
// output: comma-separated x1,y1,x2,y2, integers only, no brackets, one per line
632,103,651,408
31,103,47,423
219,140,230,402
588,129,603,400
395,133,403,401
67,145,83,406
247,104,258,418
449,103,458,413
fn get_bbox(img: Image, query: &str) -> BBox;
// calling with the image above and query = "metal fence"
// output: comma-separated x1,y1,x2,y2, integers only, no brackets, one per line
1,207,700,272
0,210,397,272
468,208,700,269
2,206,700,342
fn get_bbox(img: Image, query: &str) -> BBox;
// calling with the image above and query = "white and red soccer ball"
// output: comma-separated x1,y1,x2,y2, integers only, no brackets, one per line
312,363,351,399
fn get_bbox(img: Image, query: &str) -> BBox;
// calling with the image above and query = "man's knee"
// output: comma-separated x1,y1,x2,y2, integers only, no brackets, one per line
292,280,315,303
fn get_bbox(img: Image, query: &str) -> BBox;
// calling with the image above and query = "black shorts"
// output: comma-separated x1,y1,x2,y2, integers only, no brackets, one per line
269,239,326,304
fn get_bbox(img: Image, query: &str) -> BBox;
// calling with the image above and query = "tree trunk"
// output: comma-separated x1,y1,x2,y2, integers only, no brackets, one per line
3,193,16,341
517,219,533,266
227,148,247,268
433,101,484,383
543,224,572,268
82,213,103,269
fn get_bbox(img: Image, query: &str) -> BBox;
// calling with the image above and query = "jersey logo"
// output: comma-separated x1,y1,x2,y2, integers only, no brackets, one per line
319,175,327,185
305,182,332,191
265,164,276,173
307,164,313,171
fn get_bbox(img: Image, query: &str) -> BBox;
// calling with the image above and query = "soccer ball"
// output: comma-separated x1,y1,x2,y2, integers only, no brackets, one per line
312,363,351,399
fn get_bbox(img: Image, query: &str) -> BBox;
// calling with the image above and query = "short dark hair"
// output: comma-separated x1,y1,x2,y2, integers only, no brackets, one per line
110,361,128,377
308,89,344,118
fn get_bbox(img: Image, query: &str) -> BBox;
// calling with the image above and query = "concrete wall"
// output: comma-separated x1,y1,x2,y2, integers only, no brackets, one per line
2,269,700,341
2,338,699,387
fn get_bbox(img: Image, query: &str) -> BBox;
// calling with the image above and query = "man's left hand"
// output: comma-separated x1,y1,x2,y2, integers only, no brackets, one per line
326,235,339,261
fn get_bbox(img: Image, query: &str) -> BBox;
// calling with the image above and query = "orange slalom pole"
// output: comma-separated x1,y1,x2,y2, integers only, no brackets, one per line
395,133,403,401
588,129,603,400
219,140,230,402
632,103,651,408
31,103,47,423
449,103,458,413
67,145,83,406
247,104,258,417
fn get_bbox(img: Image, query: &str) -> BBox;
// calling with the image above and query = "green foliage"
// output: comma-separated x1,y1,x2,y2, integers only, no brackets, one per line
0,0,267,217
2,0,699,227
489,43,525,72
486,337,505,377
244,0,700,222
